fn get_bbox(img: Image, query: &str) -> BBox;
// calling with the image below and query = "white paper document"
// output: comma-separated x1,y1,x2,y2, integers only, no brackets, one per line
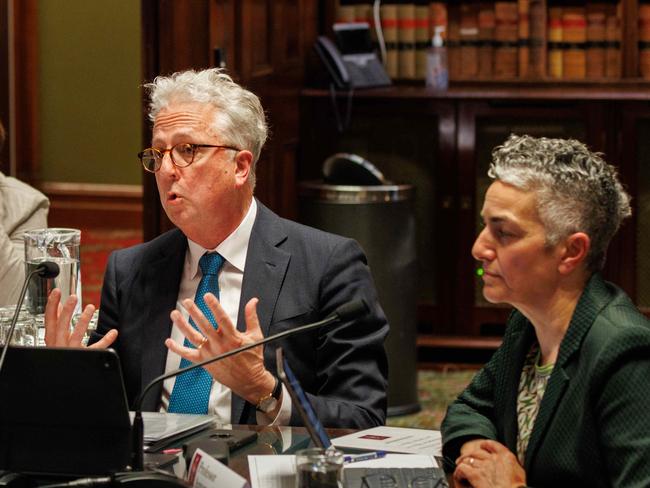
248,454,439,488
331,426,442,455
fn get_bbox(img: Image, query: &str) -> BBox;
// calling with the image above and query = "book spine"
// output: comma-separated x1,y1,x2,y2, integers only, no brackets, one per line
640,2,650,80
586,2,607,79
605,1,621,79
447,2,462,80
429,1,448,40
494,0,519,78
381,3,400,79
478,2,496,78
416,1,431,80
518,0,530,78
547,6,563,79
337,0,358,23
460,2,480,78
528,0,546,78
398,2,418,79
562,6,587,79
355,2,373,24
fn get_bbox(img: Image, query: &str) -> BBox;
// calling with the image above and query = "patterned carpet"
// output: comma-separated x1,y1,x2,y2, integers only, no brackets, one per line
387,369,477,429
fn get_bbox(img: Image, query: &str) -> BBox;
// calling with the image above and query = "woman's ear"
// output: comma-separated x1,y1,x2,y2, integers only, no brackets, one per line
558,232,590,275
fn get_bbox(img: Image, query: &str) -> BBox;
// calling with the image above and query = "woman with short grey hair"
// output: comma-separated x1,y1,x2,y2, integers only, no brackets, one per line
442,134,650,487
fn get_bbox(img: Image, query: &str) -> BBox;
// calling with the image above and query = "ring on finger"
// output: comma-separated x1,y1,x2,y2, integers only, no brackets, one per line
196,336,209,350
469,457,475,466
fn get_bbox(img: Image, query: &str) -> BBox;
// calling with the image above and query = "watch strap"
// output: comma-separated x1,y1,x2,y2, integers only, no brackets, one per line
256,376,281,411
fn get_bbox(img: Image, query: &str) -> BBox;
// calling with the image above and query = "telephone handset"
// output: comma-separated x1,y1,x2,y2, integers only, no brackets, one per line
314,36,351,89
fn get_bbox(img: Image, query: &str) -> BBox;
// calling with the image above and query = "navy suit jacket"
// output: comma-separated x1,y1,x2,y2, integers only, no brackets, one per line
93,200,389,428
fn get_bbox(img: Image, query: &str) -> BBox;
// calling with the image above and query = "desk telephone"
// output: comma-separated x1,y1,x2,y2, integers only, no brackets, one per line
314,23,391,89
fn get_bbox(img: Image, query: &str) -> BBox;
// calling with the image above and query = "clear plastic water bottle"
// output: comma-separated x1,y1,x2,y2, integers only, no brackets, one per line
426,27,449,90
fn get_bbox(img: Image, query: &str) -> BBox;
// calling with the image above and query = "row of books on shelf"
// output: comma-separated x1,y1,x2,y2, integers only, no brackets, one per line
335,0,650,82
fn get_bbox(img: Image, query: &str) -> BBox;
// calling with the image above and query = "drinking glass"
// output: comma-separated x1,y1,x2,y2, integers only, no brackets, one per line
23,228,82,317
0,311,38,346
295,448,344,488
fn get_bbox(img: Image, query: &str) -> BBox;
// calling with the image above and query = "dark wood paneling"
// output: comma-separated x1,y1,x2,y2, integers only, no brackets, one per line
12,0,38,182
142,0,319,241
42,182,143,230
0,0,38,181
0,0,9,175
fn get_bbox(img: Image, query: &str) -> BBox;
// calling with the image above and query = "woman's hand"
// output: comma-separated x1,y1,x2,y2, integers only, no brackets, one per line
454,440,526,488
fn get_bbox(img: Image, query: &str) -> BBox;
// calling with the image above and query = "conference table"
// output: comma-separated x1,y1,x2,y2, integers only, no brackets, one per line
154,424,354,481
147,424,451,486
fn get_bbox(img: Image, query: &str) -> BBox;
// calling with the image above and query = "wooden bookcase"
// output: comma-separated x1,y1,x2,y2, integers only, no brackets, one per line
299,1,650,357
299,84,650,356
330,0,648,82
136,0,650,356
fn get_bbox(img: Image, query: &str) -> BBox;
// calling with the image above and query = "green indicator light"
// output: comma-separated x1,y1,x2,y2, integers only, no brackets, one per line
476,267,484,277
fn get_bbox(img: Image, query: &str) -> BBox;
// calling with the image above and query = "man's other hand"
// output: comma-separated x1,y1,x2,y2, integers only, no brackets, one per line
44,289,117,348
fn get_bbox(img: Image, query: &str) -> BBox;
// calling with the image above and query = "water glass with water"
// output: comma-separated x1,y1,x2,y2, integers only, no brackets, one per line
295,448,344,488
23,228,82,317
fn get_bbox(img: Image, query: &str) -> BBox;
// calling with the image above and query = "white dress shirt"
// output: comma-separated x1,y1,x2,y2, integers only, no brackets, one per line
160,199,291,425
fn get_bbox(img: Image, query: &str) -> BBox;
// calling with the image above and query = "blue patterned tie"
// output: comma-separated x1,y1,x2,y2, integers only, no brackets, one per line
168,252,225,414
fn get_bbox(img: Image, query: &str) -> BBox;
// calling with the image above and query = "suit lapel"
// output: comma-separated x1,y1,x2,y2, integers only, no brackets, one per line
140,230,187,410
231,201,290,423
524,274,608,470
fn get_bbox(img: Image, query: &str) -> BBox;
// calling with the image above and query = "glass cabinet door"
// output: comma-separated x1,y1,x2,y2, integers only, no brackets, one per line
620,104,650,313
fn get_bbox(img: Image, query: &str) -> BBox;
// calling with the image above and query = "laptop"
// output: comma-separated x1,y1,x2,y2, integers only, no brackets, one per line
275,348,448,488
0,346,132,476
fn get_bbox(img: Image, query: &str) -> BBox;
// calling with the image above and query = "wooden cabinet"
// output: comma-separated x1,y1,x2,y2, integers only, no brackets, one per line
299,84,650,347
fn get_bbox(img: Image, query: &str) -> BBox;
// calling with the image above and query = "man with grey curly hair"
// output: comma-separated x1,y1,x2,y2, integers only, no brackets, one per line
442,134,650,486
45,68,389,429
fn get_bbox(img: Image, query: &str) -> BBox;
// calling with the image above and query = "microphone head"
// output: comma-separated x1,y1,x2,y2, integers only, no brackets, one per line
335,299,369,322
38,261,60,279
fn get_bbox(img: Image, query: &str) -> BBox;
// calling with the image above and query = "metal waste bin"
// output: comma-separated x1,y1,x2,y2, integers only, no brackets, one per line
298,181,420,416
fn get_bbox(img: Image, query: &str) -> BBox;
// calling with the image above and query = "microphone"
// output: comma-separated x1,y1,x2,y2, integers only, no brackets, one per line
0,261,60,373
130,298,369,470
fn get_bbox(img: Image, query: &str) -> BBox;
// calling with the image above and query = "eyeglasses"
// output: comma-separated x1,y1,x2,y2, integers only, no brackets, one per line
138,143,240,173
360,473,448,488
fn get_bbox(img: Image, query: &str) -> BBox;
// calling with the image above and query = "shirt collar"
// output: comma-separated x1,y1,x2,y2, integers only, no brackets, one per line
186,198,257,278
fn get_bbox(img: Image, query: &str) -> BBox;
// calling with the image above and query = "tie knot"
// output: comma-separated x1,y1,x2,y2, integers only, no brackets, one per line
199,252,225,276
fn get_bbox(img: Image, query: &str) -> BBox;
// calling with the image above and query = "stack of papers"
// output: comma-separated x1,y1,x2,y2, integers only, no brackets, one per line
130,411,216,452
332,426,442,455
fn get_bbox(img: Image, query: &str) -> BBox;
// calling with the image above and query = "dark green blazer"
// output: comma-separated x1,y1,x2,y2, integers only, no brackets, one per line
441,274,650,487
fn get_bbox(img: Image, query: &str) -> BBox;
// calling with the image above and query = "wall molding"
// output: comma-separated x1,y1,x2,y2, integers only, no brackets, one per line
39,181,143,229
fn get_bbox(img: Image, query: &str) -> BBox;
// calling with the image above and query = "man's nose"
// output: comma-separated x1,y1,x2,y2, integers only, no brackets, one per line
158,149,177,176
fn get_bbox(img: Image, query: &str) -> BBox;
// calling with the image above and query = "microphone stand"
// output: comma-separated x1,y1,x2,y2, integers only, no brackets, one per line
0,262,59,373
131,299,367,470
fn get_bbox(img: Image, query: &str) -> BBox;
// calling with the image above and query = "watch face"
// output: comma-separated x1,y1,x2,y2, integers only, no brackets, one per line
258,397,278,413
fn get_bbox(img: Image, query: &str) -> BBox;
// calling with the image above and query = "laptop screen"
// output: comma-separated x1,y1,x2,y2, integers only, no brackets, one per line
276,347,331,449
